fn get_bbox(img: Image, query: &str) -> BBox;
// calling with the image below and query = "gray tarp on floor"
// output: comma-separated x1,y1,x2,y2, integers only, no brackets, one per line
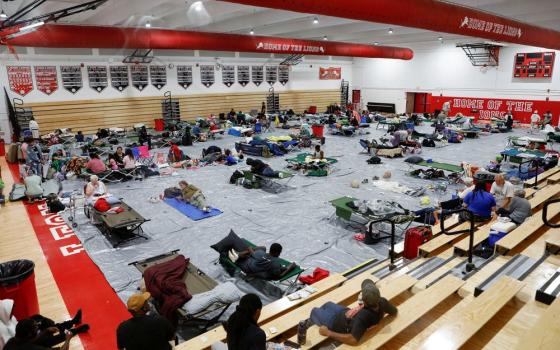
60,123,530,316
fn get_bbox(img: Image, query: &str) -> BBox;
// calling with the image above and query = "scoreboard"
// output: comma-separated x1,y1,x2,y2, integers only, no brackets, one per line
513,52,555,78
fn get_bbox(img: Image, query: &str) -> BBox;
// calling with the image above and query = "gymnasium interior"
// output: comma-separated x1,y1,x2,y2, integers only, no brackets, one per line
0,1,559,349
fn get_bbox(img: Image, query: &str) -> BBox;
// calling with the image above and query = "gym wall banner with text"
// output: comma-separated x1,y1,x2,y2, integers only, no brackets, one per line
431,96,560,124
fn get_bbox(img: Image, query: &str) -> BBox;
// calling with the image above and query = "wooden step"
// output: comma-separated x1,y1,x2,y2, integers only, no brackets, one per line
419,222,471,257
495,205,560,255
179,273,346,350
417,276,524,350
339,275,465,349
528,183,560,210
545,235,560,255
524,167,560,187
290,274,418,349
514,296,560,350
547,171,560,184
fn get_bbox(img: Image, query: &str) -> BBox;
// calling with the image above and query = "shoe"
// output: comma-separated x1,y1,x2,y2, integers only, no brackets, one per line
202,207,210,213
71,324,90,335
72,309,82,325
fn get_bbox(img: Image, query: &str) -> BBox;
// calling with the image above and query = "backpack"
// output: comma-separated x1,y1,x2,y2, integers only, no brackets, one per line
229,170,245,184
46,194,65,213
422,139,436,147
366,156,382,164
163,187,182,198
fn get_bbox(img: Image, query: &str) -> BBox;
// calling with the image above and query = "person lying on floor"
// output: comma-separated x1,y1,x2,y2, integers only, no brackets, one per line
230,243,297,280
308,279,397,346
495,189,531,225
246,158,285,178
201,145,223,163
224,149,241,166
162,180,210,212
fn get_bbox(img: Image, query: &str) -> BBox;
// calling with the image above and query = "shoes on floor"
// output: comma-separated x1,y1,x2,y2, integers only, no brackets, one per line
71,324,90,335
71,309,82,325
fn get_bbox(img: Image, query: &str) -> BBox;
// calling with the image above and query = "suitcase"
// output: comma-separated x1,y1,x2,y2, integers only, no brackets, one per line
403,226,432,259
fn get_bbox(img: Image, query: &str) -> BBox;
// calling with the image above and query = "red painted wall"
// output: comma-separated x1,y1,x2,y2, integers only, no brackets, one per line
431,95,560,124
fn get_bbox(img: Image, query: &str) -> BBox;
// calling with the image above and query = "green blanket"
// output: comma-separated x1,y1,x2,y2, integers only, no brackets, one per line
219,239,304,283
417,161,463,173
286,152,337,165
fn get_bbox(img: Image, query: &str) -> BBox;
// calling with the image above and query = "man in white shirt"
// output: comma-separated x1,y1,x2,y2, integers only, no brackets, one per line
530,110,540,134
458,177,475,199
29,117,40,139
490,174,515,209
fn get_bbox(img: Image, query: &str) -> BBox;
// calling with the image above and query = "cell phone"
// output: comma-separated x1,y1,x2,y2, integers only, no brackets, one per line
284,340,301,349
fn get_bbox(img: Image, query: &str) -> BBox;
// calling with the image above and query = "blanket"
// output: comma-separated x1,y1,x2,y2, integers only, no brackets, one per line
371,180,425,197
181,281,242,315
144,255,192,323
164,198,222,221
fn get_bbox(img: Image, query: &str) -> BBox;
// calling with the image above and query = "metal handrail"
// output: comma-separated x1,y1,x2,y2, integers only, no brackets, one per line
440,208,476,272
367,218,397,270
542,198,560,228
518,158,542,189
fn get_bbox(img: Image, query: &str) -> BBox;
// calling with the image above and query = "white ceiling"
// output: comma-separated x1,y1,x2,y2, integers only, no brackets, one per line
3,0,560,47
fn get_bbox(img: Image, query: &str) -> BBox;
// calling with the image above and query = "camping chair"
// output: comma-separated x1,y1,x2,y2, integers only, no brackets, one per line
130,251,232,332
215,239,304,296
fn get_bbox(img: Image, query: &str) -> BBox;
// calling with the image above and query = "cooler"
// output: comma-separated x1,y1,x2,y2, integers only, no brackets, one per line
311,124,324,139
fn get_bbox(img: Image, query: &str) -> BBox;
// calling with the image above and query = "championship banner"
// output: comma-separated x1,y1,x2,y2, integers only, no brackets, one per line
432,95,560,124
319,67,341,80
34,66,58,95
7,66,33,96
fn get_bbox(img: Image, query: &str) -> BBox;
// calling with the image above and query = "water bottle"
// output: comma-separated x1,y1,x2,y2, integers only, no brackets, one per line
297,320,308,345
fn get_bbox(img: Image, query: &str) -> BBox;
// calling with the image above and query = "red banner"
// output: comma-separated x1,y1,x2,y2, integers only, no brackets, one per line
431,95,560,125
7,66,33,96
34,66,58,95
319,67,341,80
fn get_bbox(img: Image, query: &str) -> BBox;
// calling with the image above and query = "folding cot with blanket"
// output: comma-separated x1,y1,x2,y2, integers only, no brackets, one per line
86,200,149,248
330,196,414,246
415,160,464,173
234,138,299,157
211,231,304,296
285,152,337,176
131,251,237,332
238,170,294,194
359,139,404,158
9,179,62,202
499,148,548,164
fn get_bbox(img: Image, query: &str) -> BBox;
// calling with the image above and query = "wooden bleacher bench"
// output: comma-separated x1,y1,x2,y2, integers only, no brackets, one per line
547,170,560,184
338,274,465,349
453,184,560,256
288,274,418,349
495,203,560,255
419,221,472,257
524,167,560,187
514,296,560,350
545,235,560,255
179,273,346,350
416,276,524,350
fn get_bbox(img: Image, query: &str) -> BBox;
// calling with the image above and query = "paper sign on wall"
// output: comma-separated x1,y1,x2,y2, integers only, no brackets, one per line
7,66,33,96
34,66,58,95
60,66,82,93
319,67,341,80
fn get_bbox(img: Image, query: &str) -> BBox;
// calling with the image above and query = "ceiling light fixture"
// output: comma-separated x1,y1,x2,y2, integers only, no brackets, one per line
388,28,393,34
438,36,443,41
249,28,254,35
145,21,151,28
323,35,328,41
0,10,7,19
20,21,44,32
192,1,203,12
313,16,318,24
374,41,379,46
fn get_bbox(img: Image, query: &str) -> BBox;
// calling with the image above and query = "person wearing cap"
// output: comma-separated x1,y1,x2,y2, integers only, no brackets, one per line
496,189,531,225
116,292,176,350
309,279,397,345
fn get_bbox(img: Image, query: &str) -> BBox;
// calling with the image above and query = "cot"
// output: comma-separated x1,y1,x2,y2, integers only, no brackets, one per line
416,160,464,173
131,251,233,332
240,170,294,194
87,201,149,248
213,238,304,295
285,152,337,177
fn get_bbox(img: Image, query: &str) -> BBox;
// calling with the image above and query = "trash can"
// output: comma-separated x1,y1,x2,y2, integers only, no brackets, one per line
0,260,39,320
311,124,324,139
0,139,5,156
154,119,164,132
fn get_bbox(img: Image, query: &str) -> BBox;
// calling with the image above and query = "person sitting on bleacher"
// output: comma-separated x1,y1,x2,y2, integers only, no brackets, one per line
308,279,397,345
490,174,514,209
496,189,531,225
461,182,496,222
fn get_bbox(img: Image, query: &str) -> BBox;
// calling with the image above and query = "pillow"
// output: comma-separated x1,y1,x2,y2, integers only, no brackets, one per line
404,155,424,164
210,230,247,254
104,196,121,205
182,281,243,315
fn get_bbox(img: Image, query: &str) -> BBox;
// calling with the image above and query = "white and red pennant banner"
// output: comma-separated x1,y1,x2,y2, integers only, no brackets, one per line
34,66,58,95
319,67,341,80
7,66,33,96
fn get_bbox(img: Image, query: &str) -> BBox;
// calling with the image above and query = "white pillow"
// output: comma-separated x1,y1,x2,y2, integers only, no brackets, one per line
182,282,243,315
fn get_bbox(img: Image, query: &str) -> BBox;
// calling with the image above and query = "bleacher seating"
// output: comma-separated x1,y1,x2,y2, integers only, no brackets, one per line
514,296,560,350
